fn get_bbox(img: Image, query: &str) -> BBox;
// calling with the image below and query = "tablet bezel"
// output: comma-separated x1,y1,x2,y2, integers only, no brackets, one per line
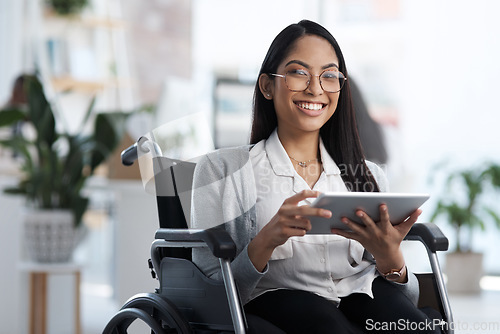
307,192,430,234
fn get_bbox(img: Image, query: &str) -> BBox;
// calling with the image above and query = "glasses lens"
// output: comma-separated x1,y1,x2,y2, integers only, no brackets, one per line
320,71,345,93
285,69,310,91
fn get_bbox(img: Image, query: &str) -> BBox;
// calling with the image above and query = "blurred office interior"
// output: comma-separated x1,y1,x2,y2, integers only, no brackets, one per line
1,0,500,333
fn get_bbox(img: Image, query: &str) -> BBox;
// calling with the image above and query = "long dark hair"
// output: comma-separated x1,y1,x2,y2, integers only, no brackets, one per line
250,20,379,192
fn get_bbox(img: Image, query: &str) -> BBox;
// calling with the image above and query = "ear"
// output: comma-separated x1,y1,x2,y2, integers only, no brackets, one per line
258,73,274,100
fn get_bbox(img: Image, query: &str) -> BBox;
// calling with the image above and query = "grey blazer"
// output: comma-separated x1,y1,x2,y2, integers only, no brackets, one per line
190,145,419,305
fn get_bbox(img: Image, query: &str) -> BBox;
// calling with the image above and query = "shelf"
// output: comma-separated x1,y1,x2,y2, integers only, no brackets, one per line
33,0,135,115
43,9,127,29
51,77,106,92
50,76,133,93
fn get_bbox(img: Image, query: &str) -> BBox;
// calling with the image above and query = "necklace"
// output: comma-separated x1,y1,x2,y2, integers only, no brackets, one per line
288,155,321,168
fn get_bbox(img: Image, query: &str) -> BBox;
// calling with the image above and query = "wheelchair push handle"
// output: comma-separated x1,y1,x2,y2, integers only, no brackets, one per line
121,142,138,166
121,137,165,166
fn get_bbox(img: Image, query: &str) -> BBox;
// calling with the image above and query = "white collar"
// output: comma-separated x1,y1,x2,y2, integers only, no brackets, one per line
265,128,341,177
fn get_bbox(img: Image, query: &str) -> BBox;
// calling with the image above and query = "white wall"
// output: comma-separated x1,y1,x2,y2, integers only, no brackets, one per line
110,180,160,305
0,176,24,334
399,0,500,272
400,0,500,179
190,0,500,273
0,0,25,104
192,0,323,74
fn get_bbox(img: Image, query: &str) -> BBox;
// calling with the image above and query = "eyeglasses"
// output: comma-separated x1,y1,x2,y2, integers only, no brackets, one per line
269,69,347,93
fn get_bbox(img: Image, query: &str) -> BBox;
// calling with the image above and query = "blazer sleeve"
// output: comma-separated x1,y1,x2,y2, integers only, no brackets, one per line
190,151,266,304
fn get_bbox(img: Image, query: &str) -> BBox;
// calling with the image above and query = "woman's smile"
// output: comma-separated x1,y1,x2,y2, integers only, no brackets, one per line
294,100,327,117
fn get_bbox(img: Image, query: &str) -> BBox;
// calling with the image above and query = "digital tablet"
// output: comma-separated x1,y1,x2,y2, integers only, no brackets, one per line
307,192,430,234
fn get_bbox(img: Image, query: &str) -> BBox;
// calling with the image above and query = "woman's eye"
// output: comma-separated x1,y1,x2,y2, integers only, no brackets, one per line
288,69,309,77
321,71,338,79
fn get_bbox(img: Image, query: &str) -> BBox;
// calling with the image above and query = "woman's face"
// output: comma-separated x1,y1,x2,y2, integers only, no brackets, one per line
262,34,341,137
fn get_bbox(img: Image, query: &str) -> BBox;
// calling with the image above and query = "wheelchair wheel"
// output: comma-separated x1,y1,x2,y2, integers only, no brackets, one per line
104,292,192,334
102,307,165,333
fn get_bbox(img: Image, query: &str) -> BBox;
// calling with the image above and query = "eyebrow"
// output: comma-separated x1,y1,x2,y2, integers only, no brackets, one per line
285,60,339,70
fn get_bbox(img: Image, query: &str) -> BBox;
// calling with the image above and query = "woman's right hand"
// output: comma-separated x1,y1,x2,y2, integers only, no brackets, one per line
247,190,332,272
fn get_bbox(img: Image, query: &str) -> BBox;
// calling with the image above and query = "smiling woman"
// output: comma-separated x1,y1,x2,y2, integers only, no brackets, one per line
249,25,373,193
190,20,440,334
260,36,342,158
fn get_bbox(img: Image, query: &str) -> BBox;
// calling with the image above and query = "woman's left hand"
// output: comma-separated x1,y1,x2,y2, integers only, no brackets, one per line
331,204,422,282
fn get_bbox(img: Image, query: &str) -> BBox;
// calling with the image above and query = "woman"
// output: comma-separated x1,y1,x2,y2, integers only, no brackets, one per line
191,20,439,333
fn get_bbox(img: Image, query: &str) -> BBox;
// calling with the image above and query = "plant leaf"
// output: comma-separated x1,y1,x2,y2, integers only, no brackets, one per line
90,112,128,170
78,95,97,133
3,187,27,195
482,163,500,188
0,107,26,127
69,195,89,227
485,207,500,228
26,76,57,147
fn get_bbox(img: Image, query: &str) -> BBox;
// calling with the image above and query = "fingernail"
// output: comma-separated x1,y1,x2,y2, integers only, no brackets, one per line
323,210,332,218
357,211,364,217
341,218,348,224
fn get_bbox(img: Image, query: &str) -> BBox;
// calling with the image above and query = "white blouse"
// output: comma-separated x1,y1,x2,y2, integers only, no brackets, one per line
249,129,379,303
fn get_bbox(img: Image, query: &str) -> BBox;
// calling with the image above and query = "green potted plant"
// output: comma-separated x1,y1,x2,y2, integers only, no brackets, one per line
430,163,500,293
46,0,89,16
0,74,127,262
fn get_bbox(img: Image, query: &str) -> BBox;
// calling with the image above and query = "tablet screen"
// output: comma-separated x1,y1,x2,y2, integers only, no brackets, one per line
307,192,430,234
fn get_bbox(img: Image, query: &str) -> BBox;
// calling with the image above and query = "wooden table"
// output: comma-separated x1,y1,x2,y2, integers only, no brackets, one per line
19,262,82,334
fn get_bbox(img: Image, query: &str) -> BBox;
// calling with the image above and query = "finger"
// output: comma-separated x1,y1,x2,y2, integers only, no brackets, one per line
355,210,377,230
397,209,422,235
283,190,321,205
331,227,359,241
285,226,308,237
281,203,332,219
288,222,312,233
288,216,312,230
378,204,392,230
283,219,312,236
340,216,366,235
274,213,312,231
296,205,332,218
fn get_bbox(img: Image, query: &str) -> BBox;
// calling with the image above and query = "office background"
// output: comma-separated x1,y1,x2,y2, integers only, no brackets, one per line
1,0,499,333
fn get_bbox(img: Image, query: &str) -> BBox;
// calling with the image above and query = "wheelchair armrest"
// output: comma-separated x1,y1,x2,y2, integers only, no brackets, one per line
405,222,449,252
155,227,237,259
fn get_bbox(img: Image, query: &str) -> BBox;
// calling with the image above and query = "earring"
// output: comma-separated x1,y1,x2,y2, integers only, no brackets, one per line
266,93,271,97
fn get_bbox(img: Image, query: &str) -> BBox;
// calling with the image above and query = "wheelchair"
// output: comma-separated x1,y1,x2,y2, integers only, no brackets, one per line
103,136,454,334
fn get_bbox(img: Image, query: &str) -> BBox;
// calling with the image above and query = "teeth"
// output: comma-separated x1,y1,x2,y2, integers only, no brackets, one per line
297,102,324,111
